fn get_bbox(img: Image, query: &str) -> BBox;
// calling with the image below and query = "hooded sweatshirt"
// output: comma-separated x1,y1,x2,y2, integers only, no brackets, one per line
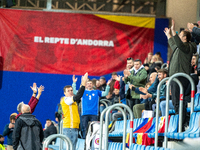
12,113,44,150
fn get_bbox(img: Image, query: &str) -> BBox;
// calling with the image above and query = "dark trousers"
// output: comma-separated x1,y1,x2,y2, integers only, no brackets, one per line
171,76,189,124
126,98,140,111
81,115,98,139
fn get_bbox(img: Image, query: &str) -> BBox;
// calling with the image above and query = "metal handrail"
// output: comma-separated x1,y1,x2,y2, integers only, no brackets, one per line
100,99,112,105
60,120,63,134
107,107,126,150
163,73,195,148
59,120,63,150
99,99,112,122
172,78,183,133
43,134,73,150
99,103,134,150
154,77,169,148
154,78,183,148
100,100,108,108
163,78,183,148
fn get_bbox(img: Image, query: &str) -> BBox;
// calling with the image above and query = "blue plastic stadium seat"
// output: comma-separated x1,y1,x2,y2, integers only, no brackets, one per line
148,116,168,138
187,93,200,112
133,144,139,150
108,142,116,150
164,115,179,138
129,143,135,150
158,148,171,150
118,143,123,150
109,120,124,137
48,138,68,150
108,142,123,150
166,112,200,139
169,109,175,114
76,139,85,150
48,138,61,150
145,146,152,150
48,138,85,150
109,118,145,137
140,145,146,150
166,112,196,139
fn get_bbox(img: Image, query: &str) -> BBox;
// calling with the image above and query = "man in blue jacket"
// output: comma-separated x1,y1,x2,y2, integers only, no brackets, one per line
3,113,17,150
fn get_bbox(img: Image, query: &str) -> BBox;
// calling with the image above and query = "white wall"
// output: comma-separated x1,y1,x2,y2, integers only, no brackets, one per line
166,0,197,32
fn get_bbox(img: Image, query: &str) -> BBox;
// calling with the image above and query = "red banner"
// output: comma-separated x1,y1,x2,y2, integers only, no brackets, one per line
0,9,155,75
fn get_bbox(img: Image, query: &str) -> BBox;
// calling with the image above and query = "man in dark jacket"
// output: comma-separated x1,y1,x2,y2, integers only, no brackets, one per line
164,20,197,126
44,119,57,140
12,104,44,150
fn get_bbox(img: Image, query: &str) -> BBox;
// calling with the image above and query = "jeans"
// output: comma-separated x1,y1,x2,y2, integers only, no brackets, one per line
63,128,78,150
160,100,174,116
81,115,98,139
99,105,106,114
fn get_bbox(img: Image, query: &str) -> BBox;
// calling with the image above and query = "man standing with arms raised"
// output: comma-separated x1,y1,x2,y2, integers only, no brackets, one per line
81,79,110,139
164,20,196,127
60,73,88,150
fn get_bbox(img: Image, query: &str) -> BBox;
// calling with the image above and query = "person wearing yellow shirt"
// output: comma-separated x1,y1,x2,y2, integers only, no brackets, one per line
0,135,5,150
60,73,88,150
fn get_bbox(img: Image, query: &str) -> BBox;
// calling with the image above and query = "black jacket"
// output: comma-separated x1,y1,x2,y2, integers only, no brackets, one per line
12,113,44,150
44,123,57,138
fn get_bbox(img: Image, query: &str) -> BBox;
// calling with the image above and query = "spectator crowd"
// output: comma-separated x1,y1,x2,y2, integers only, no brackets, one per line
1,19,200,150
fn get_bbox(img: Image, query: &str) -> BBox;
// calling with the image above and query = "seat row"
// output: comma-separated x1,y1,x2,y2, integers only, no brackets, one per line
108,142,172,150
48,138,85,150
169,93,200,114
108,112,200,141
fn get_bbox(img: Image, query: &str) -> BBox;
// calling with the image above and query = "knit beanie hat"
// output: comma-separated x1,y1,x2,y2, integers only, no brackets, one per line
114,81,120,90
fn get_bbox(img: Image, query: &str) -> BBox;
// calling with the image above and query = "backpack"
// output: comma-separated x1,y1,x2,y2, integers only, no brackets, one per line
57,103,63,116
84,121,116,150
85,121,104,150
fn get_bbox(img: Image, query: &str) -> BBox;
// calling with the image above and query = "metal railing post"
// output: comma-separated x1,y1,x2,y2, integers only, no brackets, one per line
99,103,134,150
163,78,183,148
154,77,183,148
99,99,112,122
100,101,108,107
99,107,109,150
173,78,183,133
105,107,126,150
155,77,169,148
43,134,73,150
59,120,63,150
163,73,195,148
60,120,63,134
100,99,112,106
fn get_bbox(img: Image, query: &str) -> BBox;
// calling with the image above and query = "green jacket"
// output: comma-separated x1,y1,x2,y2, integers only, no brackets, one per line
124,67,147,99
168,34,197,77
